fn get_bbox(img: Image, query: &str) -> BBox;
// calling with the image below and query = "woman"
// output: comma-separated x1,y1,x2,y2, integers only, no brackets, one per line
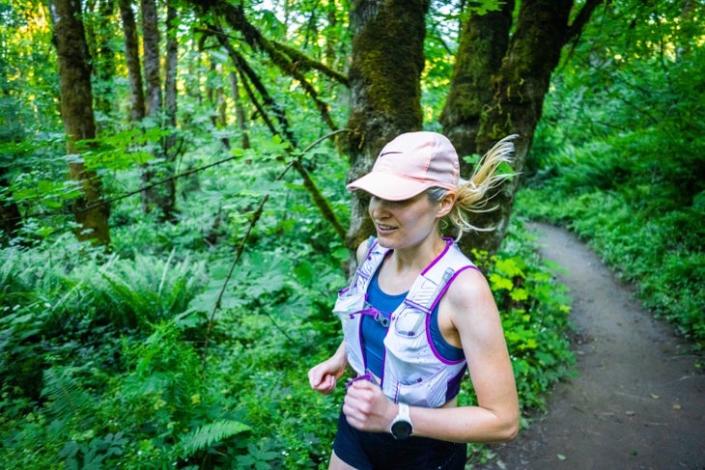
308,131,520,469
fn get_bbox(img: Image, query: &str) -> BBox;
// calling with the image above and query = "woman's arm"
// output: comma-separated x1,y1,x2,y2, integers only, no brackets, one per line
308,239,369,394
343,268,520,442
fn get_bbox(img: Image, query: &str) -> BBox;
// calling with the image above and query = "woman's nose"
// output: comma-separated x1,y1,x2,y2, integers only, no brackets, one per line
369,196,388,217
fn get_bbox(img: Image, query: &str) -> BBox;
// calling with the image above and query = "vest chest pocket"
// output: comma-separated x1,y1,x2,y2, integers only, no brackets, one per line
392,301,427,339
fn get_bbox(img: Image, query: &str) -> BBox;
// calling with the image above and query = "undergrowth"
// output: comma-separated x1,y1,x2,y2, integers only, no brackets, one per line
0,213,574,468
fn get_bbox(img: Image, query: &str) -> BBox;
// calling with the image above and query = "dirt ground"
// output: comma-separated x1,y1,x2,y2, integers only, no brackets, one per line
477,223,705,470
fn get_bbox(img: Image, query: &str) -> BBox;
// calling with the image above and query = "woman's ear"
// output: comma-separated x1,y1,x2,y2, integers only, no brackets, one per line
436,192,456,218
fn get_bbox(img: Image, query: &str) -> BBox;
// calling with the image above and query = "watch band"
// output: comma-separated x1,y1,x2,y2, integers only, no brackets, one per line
397,402,411,422
390,402,413,439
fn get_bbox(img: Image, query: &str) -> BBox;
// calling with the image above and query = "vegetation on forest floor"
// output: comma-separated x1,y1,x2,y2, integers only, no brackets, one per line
0,174,575,467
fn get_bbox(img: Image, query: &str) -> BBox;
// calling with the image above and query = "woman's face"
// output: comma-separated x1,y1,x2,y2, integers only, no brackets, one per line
368,192,445,249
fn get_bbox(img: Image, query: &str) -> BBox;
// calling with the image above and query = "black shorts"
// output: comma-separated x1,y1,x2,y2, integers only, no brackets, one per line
332,408,467,470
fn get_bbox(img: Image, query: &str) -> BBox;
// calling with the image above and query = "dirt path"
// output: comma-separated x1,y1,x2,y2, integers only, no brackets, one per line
479,223,705,470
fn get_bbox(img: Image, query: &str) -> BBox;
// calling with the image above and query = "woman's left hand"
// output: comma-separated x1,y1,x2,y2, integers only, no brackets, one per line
342,379,398,433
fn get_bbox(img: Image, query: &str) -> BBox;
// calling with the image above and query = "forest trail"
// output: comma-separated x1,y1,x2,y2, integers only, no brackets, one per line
479,223,705,470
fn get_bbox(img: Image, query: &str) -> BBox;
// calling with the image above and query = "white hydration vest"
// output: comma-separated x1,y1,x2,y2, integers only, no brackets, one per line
334,237,478,408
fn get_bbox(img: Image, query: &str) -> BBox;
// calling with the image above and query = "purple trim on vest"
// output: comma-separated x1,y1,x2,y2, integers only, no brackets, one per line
424,265,479,365
428,265,481,312
403,298,432,314
358,310,367,371
425,312,465,365
346,372,373,388
420,237,453,275
364,238,378,261
445,364,468,402
379,347,387,387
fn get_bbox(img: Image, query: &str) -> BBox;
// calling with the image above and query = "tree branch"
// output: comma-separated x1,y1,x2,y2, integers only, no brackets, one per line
189,0,341,128
566,0,603,42
270,39,348,86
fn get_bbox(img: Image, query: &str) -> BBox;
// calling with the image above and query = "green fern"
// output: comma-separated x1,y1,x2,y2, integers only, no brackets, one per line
41,368,95,423
178,420,251,458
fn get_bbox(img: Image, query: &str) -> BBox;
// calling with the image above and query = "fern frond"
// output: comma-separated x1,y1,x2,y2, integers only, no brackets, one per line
42,368,95,422
178,420,251,458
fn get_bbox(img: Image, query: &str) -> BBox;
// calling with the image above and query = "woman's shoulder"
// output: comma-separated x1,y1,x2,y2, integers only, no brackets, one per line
444,265,494,313
355,239,369,264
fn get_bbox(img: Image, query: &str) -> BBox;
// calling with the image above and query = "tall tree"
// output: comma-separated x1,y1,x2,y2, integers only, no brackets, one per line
344,0,429,249
93,0,117,119
163,0,178,218
141,0,161,121
140,0,177,220
228,70,250,149
443,0,602,253
49,0,111,245
118,0,145,122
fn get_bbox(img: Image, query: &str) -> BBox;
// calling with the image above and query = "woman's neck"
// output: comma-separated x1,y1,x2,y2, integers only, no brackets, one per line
388,232,447,274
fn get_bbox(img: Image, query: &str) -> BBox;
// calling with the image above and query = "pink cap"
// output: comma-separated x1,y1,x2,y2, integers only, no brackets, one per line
347,131,460,201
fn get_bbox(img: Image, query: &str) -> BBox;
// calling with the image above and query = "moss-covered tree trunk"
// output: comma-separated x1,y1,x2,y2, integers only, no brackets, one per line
444,0,601,254
140,0,164,215
344,0,429,249
440,1,514,166
118,0,145,122
49,0,111,245
229,71,250,149
162,0,178,220
94,0,116,120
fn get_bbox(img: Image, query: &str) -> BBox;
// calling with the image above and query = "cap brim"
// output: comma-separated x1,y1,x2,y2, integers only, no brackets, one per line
347,172,432,201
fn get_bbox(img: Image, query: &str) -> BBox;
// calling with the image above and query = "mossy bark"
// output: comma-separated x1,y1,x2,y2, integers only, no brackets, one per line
49,0,111,245
118,0,145,122
440,1,514,166
344,0,429,249
444,0,600,254
93,0,117,120
469,0,573,254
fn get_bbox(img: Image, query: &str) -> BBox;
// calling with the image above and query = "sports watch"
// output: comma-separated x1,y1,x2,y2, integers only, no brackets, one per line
390,402,413,440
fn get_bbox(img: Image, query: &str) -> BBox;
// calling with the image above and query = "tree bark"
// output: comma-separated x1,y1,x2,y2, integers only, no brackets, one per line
444,0,602,254
141,0,161,120
93,0,116,119
0,165,21,240
344,0,429,249
49,0,110,245
162,0,178,219
229,70,250,149
118,0,145,121
441,1,514,164
140,0,176,220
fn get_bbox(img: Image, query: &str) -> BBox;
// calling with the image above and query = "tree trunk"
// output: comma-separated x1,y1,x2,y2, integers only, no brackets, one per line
444,0,601,254
162,0,178,220
93,0,116,119
140,0,171,218
0,166,21,240
229,70,250,149
141,0,161,120
344,0,429,249
118,0,145,121
324,0,337,67
216,63,226,128
440,1,514,165
49,0,111,245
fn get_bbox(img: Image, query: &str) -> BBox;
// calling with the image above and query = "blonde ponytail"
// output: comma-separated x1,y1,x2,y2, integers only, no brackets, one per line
428,134,518,239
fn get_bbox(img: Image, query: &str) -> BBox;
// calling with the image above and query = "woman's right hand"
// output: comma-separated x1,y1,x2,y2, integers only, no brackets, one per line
308,353,347,394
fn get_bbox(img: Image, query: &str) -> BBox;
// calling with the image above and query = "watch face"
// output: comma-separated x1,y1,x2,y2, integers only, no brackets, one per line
391,420,412,440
